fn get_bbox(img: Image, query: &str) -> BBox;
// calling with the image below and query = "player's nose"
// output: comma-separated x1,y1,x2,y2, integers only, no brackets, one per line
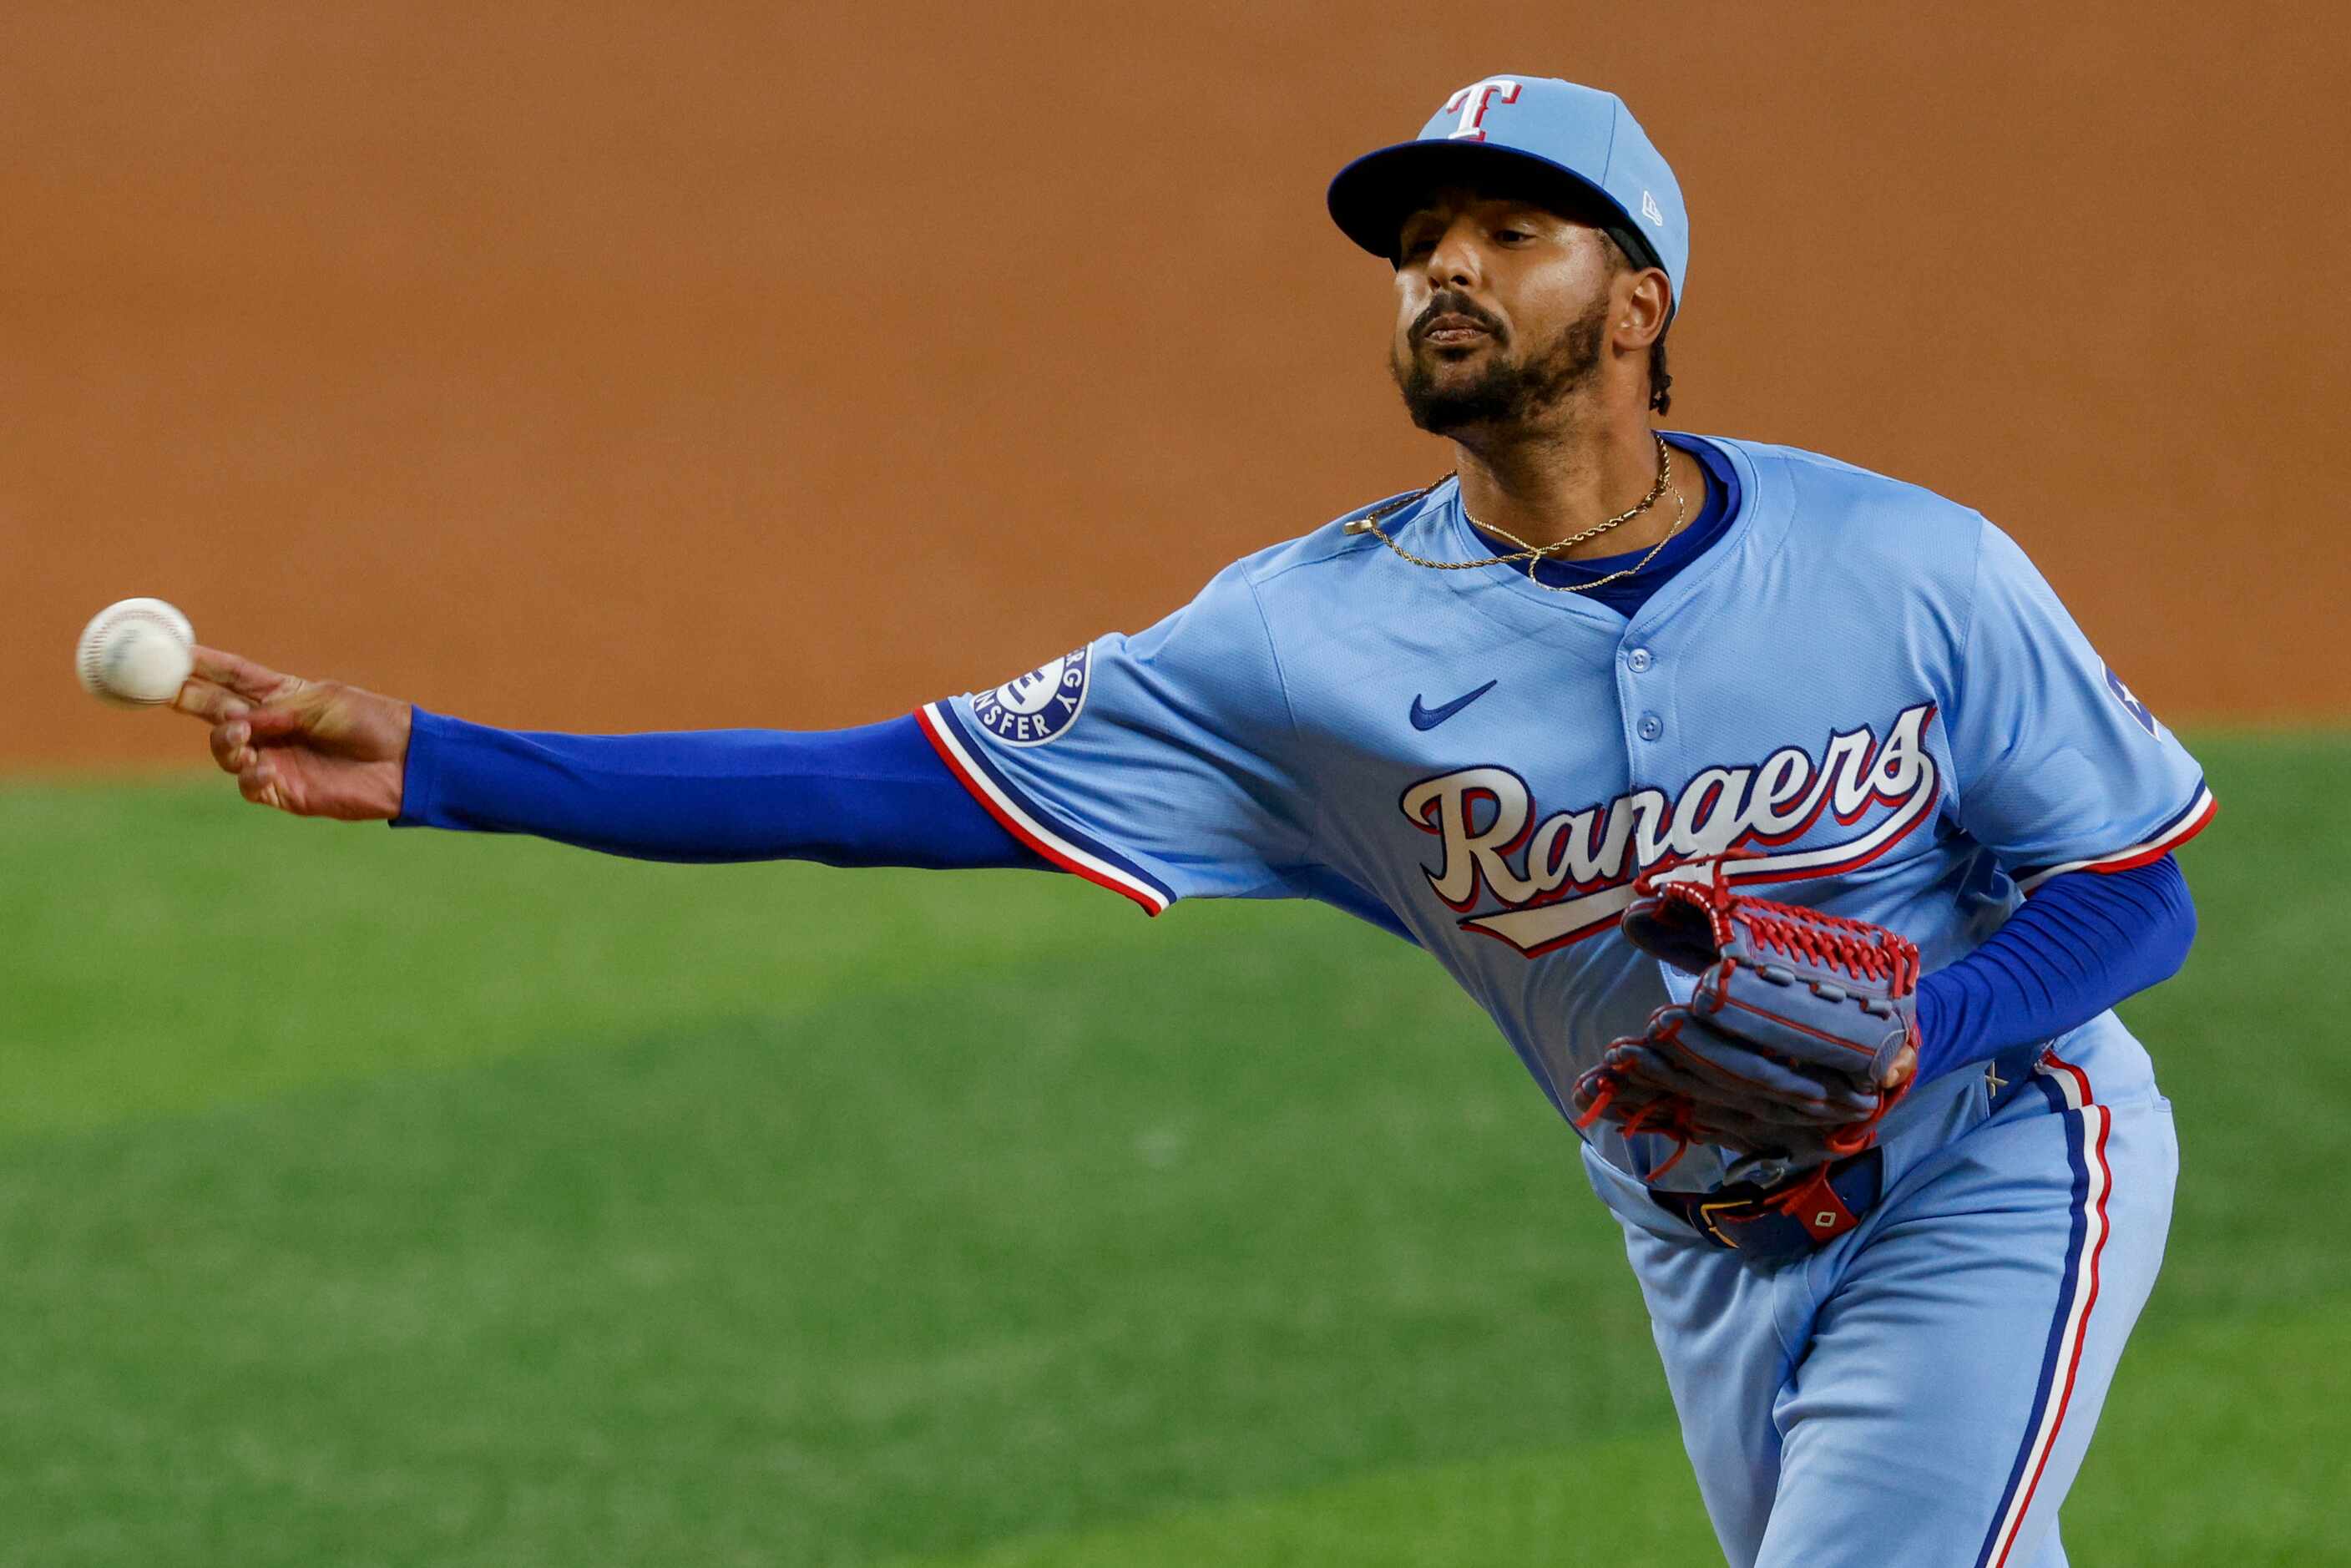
1418,216,1486,290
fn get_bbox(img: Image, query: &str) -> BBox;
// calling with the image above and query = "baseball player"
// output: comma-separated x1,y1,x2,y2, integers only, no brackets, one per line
170,75,2211,1566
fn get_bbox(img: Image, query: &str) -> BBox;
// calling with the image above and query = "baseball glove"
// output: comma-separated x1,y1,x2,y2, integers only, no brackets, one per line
1571,852,1920,1176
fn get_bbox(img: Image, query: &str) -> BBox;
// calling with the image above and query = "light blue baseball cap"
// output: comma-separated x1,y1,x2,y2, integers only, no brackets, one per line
1327,75,1689,311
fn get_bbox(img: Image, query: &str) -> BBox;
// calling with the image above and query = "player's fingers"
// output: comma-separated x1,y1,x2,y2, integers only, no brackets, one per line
243,706,317,742
237,757,296,812
210,718,254,774
171,675,251,724
191,645,297,702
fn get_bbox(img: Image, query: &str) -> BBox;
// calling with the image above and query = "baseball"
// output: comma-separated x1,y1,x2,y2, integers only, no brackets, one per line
76,597,196,708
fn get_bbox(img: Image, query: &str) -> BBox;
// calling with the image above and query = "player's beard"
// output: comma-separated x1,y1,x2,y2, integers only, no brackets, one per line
1392,292,1612,436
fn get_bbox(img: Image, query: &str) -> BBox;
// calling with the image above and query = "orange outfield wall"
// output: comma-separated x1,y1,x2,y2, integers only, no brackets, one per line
3,2,2345,771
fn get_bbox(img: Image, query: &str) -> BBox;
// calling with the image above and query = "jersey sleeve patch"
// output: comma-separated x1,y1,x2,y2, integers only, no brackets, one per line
916,701,1176,914
970,648,1092,746
2015,781,2217,893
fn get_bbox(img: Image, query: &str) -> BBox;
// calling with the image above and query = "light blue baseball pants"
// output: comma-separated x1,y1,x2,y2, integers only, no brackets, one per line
1586,1014,2178,1567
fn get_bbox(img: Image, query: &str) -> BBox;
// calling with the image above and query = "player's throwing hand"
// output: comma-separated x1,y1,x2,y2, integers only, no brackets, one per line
170,647,411,821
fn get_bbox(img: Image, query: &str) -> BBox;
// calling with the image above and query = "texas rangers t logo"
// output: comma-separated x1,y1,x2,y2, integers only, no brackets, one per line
1443,78,1522,141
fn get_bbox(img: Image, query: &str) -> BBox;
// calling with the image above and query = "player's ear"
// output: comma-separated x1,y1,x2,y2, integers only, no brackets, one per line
1614,267,1673,352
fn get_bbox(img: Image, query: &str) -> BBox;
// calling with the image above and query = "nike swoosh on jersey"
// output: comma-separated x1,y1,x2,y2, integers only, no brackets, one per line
1409,680,1499,731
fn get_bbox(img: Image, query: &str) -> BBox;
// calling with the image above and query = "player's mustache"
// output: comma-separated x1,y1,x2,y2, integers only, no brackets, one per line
1411,293,1505,343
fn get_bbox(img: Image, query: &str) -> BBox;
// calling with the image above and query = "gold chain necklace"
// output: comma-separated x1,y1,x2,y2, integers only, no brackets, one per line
1343,435,1684,594
1480,480,1686,594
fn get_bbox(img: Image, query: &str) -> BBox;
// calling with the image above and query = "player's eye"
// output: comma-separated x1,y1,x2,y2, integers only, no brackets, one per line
1495,226,1532,243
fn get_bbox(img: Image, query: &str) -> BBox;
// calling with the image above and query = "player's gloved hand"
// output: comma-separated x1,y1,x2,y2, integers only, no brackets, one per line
170,647,412,821
1572,852,1921,1175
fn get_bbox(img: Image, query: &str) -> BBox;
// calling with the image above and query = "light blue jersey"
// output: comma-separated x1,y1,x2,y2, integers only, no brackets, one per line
919,432,2213,1563
919,433,2213,1191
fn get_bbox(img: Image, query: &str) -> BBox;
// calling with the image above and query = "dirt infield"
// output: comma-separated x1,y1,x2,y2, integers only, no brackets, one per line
6,2,2343,771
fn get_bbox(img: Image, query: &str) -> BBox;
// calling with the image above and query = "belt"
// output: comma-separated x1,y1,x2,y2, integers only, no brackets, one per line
1647,1147,1884,1267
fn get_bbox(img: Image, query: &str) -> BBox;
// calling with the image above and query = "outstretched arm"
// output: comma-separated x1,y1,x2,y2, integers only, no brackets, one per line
396,710,1039,867
170,646,1044,870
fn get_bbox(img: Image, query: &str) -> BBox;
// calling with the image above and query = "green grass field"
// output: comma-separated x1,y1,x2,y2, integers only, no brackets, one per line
5,733,2348,1566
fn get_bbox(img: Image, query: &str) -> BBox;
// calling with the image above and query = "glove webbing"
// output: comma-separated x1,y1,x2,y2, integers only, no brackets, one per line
1661,855,1921,994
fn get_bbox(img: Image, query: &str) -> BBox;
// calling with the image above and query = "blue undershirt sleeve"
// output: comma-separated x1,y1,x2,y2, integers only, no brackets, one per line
1913,855,2195,1085
391,708,1047,871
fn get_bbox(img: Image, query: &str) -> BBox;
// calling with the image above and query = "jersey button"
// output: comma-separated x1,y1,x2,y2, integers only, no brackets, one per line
1637,712,1663,741
1625,646,1654,673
